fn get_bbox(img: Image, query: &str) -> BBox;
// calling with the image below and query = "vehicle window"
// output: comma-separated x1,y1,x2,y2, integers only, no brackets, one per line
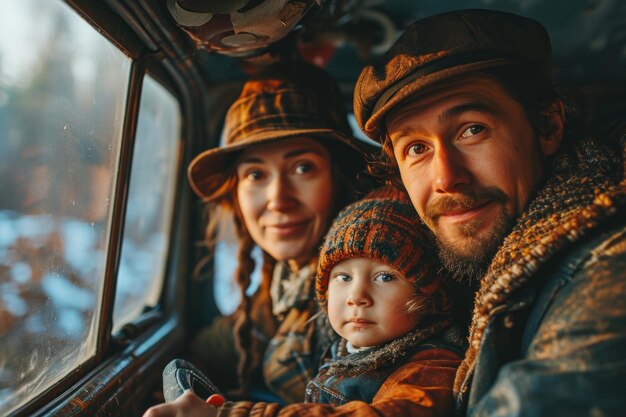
212,213,262,315
211,125,261,315
0,0,131,414
347,113,380,147
112,75,181,333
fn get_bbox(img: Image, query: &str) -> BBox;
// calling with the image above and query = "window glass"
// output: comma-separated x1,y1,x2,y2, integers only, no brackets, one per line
0,1,131,414
211,128,261,315
213,213,262,315
347,113,380,147
112,76,181,334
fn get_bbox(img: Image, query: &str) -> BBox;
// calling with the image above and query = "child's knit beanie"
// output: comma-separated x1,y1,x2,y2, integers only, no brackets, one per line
316,186,448,312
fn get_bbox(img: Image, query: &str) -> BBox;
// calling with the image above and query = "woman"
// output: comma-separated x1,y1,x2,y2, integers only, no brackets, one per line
185,60,372,404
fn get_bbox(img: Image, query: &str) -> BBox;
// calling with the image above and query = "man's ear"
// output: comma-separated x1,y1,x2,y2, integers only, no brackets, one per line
539,100,565,156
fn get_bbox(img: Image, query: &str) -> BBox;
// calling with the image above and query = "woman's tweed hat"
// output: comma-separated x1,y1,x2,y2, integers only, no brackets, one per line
353,9,552,142
188,60,368,201
316,186,445,306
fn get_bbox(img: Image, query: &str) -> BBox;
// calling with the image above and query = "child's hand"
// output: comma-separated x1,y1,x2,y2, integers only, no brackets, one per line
143,390,218,417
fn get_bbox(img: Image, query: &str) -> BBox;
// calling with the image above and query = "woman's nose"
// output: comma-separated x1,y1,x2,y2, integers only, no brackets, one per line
266,175,297,211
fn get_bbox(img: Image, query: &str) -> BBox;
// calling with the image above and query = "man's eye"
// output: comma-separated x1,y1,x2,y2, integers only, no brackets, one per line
460,124,485,138
374,272,394,282
334,273,351,283
407,143,428,156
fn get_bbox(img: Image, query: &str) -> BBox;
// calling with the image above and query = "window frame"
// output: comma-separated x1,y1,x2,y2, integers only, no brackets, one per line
7,0,210,415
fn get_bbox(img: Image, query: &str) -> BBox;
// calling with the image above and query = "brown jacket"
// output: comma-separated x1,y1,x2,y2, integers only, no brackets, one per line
455,133,626,416
217,348,461,417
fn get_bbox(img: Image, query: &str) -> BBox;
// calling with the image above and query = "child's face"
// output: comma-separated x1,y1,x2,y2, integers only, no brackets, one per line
327,257,420,348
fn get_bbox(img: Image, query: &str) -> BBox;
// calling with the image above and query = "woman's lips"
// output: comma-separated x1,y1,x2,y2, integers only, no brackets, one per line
266,220,309,237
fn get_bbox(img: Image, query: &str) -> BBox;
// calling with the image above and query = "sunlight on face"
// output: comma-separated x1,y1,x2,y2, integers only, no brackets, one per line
385,74,553,278
236,137,335,268
327,257,419,348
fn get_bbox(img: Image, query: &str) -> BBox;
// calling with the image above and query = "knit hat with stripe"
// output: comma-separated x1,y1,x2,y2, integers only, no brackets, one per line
316,186,447,310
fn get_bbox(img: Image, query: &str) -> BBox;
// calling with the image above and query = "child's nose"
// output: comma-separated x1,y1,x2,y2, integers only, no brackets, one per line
346,287,372,307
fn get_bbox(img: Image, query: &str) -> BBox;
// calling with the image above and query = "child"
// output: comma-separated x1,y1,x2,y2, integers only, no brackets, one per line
304,186,464,412
145,187,464,417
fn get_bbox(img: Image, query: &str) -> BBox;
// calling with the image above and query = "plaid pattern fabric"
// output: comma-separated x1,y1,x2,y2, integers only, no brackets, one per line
262,261,334,403
262,301,318,403
316,186,447,310
187,60,363,201
224,82,352,146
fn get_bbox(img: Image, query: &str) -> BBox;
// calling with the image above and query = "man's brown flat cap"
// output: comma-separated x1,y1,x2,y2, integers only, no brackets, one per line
353,9,551,141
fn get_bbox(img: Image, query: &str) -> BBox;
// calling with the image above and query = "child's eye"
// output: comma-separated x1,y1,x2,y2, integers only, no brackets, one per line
334,273,352,283
374,272,395,282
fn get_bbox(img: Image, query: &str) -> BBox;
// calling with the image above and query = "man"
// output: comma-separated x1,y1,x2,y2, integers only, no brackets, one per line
354,9,626,417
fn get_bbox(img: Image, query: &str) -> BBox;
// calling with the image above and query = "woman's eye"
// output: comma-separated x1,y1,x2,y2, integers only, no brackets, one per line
374,272,394,282
460,124,485,138
407,143,428,157
293,162,314,175
244,170,263,181
334,273,351,283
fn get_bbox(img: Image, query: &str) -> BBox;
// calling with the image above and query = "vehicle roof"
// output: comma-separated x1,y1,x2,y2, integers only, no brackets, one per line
196,0,626,88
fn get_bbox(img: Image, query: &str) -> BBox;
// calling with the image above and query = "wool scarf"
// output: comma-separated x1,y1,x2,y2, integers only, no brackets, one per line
454,133,626,392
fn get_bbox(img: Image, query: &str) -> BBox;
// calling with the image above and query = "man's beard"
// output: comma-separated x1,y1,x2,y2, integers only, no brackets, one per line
424,186,514,285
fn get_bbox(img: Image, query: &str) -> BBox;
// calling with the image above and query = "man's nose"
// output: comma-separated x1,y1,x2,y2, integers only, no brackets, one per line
266,174,297,211
432,144,471,193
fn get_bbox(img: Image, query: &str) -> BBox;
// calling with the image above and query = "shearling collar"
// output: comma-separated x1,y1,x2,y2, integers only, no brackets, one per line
455,133,626,392
325,319,462,377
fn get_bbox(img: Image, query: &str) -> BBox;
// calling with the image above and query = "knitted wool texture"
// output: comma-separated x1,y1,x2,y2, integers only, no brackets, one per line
454,133,626,393
316,187,445,308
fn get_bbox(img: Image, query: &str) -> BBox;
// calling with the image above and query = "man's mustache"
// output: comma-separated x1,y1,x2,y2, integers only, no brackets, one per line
425,187,508,220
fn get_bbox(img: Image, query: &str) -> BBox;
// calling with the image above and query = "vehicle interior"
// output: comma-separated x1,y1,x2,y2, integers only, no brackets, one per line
1,0,624,416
